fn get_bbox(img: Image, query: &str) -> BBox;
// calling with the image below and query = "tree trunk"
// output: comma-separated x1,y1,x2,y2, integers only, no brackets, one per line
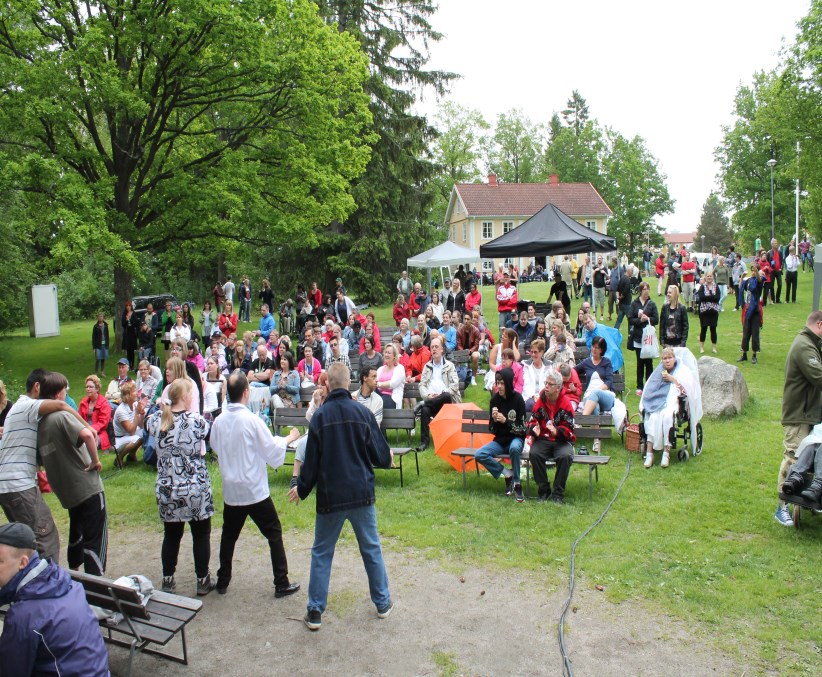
113,267,134,352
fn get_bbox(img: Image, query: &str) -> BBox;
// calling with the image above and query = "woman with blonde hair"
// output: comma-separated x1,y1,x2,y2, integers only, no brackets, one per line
484,328,521,390
376,343,406,410
145,378,215,595
78,374,113,450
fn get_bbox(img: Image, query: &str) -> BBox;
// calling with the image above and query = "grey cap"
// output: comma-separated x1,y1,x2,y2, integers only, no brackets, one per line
0,522,37,549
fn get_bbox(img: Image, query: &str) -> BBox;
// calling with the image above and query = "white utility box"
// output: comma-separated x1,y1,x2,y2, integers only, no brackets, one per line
28,284,61,338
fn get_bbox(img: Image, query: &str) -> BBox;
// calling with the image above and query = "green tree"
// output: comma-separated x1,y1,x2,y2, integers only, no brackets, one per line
0,0,373,339
599,130,674,257
543,121,605,184
428,101,489,226
486,109,543,183
297,0,456,302
695,193,735,251
562,89,590,136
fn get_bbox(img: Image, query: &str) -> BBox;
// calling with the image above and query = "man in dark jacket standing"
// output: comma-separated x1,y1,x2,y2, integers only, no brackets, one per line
290,363,394,631
775,311,822,526
0,522,109,676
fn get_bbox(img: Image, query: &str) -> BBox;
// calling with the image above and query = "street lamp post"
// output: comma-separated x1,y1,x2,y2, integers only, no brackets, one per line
701,235,705,252
767,158,777,241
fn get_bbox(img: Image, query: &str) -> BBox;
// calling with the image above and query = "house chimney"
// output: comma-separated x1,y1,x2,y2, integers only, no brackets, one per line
488,172,497,187
549,173,559,186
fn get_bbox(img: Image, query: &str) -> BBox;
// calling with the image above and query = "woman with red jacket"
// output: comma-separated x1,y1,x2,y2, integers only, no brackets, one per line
78,374,113,450
758,249,773,307
526,370,576,503
393,294,412,326
218,300,239,336
464,282,482,314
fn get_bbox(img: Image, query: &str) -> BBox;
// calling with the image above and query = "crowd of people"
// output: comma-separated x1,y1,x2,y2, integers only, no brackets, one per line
0,236,818,665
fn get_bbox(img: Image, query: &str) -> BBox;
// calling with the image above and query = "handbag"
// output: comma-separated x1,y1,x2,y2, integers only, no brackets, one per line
640,323,660,359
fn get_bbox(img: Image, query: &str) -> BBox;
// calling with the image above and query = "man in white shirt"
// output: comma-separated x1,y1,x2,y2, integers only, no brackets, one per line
223,275,236,304
210,371,301,597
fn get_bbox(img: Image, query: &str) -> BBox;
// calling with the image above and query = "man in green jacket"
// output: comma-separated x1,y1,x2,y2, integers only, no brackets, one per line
775,311,822,526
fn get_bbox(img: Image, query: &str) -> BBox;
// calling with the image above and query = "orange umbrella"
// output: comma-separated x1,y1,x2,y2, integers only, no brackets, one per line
430,402,494,471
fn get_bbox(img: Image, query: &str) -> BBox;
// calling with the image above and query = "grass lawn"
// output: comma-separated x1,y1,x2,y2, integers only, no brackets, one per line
2,276,822,674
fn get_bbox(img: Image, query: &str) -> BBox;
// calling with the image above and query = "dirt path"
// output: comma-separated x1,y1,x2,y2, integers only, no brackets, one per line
101,525,747,676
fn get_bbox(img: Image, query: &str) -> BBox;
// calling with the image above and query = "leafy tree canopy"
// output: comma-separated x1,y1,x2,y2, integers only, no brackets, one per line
0,0,374,333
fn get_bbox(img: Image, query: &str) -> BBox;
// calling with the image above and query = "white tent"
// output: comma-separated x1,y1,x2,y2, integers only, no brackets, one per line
407,241,481,290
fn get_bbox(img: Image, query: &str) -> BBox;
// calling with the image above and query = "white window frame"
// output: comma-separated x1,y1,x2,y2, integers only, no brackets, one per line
586,220,597,232
482,259,494,272
462,224,468,242
503,221,514,234
482,221,494,239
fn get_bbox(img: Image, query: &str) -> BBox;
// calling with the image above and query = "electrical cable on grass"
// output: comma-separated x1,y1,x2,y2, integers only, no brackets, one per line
558,452,632,677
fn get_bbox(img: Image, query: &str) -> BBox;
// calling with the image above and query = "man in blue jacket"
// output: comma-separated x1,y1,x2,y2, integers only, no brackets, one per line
0,522,109,676
289,363,394,631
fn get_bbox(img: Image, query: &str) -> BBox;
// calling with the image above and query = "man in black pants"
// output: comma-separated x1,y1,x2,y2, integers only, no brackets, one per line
210,371,301,597
768,238,783,303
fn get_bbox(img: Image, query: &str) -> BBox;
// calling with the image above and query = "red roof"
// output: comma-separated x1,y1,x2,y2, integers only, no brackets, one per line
663,232,696,245
454,182,612,218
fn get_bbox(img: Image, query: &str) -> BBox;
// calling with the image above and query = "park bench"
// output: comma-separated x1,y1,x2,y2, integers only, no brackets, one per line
270,407,310,466
73,570,202,677
450,410,611,499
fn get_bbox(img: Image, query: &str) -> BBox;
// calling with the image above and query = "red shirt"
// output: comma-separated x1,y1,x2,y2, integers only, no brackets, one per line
309,289,322,310
681,261,696,283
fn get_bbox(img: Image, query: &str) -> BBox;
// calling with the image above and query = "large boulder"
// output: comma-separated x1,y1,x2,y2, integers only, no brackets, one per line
697,356,749,417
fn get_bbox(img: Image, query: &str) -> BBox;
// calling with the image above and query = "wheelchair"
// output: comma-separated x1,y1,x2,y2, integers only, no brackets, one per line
669,393,703,461
639,394,703,462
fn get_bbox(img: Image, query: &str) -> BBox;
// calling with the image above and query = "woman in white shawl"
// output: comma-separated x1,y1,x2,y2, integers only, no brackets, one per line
639,347,700,468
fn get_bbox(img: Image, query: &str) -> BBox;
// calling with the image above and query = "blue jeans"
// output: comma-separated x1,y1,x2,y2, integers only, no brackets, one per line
585,389,615,414
308,504,390,614
474,437,524,482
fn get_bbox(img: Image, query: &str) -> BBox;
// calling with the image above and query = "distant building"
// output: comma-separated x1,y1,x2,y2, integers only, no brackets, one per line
445,173,613,275
662,231,697,256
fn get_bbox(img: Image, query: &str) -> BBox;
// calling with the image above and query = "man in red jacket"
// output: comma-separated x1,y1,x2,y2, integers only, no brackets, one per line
768,238,783,303
496,272,518,338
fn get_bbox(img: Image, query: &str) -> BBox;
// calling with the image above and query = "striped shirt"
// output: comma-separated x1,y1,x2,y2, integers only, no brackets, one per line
0,396,43,494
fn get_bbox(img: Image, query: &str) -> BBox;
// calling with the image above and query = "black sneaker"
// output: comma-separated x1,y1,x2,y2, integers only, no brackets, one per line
197,574,216,596
377,601,394,618
514,484,525,503
550,494,565,504
161,576,176,593
504,474,514,496
274,582,301,598
304,609,322,631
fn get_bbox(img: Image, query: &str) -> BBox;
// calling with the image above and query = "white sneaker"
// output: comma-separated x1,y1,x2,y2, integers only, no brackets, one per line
661,451,670,468
644,452,654,468
471,377,477,386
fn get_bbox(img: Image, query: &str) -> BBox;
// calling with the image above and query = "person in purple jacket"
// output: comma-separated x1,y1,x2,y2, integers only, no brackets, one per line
0,522,109,676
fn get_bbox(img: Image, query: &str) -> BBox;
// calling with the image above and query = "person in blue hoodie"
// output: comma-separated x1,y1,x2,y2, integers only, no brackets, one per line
0,522,109,676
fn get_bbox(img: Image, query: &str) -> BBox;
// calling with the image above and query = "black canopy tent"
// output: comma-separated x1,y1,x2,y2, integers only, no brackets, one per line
478,203,616,258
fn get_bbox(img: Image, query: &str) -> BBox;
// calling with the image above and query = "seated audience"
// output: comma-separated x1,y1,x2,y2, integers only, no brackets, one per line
79,374,112,450
416,337,461,451
353,367,384,425
376,344,406,411
105,358,133,406
474,367,526,502
113,381,146,467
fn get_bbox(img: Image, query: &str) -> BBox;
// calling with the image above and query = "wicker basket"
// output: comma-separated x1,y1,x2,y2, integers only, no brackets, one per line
624,413,642,452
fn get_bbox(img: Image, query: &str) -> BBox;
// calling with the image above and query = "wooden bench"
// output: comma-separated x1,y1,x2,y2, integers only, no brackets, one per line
71,570,202,677
451,410,496,490
270,407,310,466
380,408,418,487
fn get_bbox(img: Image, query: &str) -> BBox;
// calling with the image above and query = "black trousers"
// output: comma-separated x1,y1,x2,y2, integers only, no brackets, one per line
699,310,718,344
633,348,653,391
217,498,290,589
785,271,798,303
529,439,573,499
772,270,782,302
68,492,108,576
162,518,212,579
741,312,761,353
762,281,773,306
419,393,453,444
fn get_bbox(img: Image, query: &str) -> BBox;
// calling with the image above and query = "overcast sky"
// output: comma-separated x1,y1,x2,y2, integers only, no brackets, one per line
415,0,810,232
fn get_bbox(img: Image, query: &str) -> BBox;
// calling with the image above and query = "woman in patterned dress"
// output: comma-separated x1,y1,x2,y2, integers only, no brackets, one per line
145,378,215,596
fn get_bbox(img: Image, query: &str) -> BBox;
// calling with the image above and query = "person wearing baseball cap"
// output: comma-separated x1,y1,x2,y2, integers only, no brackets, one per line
0,523,109,675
